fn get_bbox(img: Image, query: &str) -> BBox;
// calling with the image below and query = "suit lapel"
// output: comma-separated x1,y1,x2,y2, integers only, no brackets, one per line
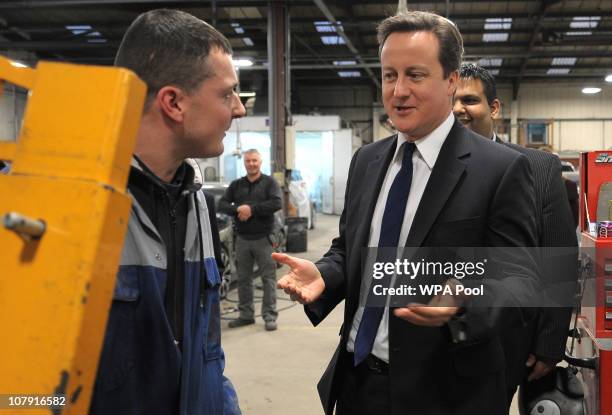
405,121,471,247
346,136,397,315
353,136,398,249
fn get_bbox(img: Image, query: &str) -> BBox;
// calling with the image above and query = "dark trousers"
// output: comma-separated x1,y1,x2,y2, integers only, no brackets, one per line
336,354,391,415
235,235,278,321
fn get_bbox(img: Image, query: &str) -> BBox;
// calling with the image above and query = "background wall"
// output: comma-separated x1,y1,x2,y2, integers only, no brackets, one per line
0,51,35,142
499,82,612,152
2,73,611,154
295,85,376,144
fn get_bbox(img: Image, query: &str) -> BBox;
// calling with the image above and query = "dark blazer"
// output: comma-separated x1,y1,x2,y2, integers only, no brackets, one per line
306,120,540,415
564,178,579,229
500,144,578,397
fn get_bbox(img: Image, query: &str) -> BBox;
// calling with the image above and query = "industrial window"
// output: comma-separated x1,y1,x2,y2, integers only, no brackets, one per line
526,122,549,144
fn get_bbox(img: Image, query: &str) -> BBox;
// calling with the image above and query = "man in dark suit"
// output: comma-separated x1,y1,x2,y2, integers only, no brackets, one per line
273,12,540,415
564,178,579,229
453,63,578,405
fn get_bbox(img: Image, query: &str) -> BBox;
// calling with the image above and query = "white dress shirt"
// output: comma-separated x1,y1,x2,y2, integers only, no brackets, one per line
346,112,455,363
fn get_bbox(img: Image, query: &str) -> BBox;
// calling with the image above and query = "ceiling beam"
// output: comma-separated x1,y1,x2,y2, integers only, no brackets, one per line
0,0,295,7
513,0,563,99
0,40,118,50
312,0,380,90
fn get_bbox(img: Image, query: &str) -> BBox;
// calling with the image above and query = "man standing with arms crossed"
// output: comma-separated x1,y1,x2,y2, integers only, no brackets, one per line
453,62,578,406
90,9,245,415
220,149,282,331
274,11,540,415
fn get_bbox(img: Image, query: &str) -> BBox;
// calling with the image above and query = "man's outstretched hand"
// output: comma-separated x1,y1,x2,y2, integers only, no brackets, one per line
272,253,325,304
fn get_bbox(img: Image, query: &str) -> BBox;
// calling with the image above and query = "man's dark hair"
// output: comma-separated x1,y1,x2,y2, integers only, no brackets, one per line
459,63,498,105
377,11,463,78
114,9,232,108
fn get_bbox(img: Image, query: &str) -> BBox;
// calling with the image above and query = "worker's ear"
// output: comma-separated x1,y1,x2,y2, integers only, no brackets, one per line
490,98,501,120
156,86,187,122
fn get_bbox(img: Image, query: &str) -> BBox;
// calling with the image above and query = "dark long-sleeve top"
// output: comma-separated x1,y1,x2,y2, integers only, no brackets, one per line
218,174,282,239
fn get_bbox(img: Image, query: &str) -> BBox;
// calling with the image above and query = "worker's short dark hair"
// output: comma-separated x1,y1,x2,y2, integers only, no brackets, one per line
114,9,232,109
459,63,498,106
377,11,464,79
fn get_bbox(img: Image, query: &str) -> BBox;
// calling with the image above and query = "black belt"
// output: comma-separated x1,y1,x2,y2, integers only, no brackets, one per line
359,354,389,375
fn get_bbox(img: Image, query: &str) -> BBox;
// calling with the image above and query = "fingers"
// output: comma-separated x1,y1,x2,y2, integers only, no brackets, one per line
393,305,459,327
527,360,554,382
271,252,300,269
277,273,306,303
280,281,309,304
525,354,537,367
277,273,295,290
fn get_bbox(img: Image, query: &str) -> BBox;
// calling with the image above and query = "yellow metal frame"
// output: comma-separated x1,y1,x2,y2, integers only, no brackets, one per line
0,56,146,414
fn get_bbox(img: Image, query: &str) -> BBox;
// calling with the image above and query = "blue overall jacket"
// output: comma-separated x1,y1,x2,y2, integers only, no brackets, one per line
90,159,241,415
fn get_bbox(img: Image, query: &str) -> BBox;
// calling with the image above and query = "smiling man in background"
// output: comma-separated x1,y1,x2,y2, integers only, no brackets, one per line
454,62,578,408
220,149,282,331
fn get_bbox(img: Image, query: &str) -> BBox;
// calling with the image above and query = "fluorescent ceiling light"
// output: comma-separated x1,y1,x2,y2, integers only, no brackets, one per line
66,24,91,30
239,91,256,98
582,87,601,94
489,69,500,75
333,60,357,66
606,74,612,83
338,71,360,78
231,22,245,35
570,16,601,29
484,17,512,30
551,57,577,66
65,24,92,35
233,58,253,67
10,61,27,68
482,33,509,42
565,31,592,36
547,68,571,75
478,58,502,67
314,21,340,33
242,37,254,47
321,36,345,45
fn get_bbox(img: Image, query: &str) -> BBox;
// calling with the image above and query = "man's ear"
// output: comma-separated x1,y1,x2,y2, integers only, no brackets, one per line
490,98,501,120
156,86,186,122
447,70,459,96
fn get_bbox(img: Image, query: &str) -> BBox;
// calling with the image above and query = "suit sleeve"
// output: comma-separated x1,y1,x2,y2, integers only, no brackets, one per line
304,148,362,326
565,179,579,229
534,157,579,360
459,153,541,341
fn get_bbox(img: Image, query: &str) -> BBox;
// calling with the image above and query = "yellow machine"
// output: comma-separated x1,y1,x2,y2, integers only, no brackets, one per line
0,56,145,413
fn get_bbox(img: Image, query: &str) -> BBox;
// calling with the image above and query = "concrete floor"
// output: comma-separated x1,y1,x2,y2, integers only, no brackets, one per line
221,213,519,415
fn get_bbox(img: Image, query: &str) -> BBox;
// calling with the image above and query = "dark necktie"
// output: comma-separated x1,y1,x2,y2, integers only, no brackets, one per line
353,141,415,366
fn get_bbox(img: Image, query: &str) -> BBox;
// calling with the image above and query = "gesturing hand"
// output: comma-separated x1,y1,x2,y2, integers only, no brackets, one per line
526,354,557,381
272,253,326,304
394,280,464,327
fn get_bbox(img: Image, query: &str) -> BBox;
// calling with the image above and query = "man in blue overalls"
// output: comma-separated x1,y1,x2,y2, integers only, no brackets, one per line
90,9,246,415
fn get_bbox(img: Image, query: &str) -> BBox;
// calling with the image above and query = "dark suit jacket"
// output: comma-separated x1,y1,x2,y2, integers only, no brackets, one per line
500,144,578,395
564,178,579,229
306,120,540,415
